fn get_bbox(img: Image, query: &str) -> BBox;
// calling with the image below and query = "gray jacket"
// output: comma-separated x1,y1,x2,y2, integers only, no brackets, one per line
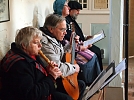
41,33,76,77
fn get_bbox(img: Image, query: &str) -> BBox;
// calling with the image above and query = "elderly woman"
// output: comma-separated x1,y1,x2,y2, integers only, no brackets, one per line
0,26,73,100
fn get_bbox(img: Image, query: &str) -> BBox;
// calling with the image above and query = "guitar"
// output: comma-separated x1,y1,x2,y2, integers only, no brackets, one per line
63,22,79,100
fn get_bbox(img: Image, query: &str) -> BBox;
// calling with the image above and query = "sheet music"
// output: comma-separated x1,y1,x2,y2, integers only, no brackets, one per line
83,66,114,100
88,61,115,90
88,70,105,90
100,59,126,89
83,30,105,46
82,59,126,100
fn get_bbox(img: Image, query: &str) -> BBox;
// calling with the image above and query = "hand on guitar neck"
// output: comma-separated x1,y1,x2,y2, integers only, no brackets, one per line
74,35,80,44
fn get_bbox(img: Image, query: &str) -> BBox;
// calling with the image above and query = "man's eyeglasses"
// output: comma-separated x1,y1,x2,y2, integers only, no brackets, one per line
57,28,67,32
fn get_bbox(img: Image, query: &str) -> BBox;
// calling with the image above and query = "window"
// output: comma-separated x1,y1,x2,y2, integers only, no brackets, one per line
94,0,108,9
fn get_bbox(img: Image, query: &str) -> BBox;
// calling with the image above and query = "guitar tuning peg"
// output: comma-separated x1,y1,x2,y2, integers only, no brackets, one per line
67,24,71,30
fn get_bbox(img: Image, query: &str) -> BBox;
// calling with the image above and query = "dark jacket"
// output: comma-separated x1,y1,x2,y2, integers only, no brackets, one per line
0,43,56,100
65,15,85,42
65,15,103,71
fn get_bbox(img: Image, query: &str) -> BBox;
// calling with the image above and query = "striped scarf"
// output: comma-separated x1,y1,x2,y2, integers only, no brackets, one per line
75,49,94,64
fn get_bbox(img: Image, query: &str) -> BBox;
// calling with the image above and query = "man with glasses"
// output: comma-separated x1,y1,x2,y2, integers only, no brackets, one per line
52,0,101,86
39,14,86,100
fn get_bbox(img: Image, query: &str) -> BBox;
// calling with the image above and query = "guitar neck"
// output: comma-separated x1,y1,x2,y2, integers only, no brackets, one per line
70,32,76,64
70,22,76,64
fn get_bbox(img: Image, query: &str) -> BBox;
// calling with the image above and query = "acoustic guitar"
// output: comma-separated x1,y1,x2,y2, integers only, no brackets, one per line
63,22,79,100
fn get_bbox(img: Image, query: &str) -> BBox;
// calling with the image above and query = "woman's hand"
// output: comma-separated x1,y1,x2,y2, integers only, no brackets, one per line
47,61,62,80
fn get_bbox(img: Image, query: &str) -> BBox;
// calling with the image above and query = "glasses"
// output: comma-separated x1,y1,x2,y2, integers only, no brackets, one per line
56,27,67,32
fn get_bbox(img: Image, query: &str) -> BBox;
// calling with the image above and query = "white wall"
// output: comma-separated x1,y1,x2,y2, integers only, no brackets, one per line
77,14,109,36
109,0,124,87
0,0,54,59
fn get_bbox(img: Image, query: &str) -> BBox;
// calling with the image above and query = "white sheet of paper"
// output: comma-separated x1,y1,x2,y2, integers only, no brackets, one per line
83,30,105,46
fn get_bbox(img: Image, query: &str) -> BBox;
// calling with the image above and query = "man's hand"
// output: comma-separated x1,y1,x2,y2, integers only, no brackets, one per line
74,64,80,73
86,35,93,40
79,44,92,50
74,35,80,43
88,44,93,48
79,45,88,51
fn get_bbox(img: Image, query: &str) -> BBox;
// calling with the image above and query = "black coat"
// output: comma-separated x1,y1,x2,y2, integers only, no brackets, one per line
0,43,56,100
65,15,103,71
65,15,85,42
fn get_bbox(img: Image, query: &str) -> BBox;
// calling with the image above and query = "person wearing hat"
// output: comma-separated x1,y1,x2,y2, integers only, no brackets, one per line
65,1,103,71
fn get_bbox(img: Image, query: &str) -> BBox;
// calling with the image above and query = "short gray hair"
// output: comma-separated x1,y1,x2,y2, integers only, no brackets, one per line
43,14,65,29
15,26,42,49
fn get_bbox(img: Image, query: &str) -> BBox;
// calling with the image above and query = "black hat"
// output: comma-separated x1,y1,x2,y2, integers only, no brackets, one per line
68,1,82,10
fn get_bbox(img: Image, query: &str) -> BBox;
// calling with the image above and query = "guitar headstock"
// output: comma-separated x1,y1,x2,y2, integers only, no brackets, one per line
70,22,75,33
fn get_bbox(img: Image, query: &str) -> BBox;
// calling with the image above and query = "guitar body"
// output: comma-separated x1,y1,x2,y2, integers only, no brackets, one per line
62,52,79,100
63,73,79,100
